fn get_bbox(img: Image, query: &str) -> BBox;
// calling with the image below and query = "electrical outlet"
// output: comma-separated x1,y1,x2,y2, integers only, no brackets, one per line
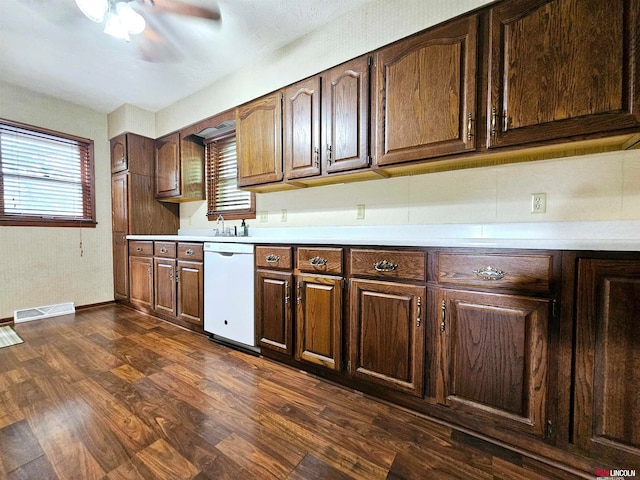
259,211,269,222
281,209,287,222
531,193,547,214
356,204,365,220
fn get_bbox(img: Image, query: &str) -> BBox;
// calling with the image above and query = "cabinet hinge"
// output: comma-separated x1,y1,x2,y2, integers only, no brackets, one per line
367,155,373,166
545,420,554,439
552,300,559,318
367,56,373,66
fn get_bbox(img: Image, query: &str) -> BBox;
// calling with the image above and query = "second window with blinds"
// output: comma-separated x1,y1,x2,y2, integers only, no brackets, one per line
205,132,255,221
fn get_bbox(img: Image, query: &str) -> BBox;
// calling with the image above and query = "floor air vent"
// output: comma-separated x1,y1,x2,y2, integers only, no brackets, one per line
14,302,75,323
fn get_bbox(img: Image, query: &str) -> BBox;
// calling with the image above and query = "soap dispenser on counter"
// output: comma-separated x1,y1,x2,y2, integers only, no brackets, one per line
239,219,248,236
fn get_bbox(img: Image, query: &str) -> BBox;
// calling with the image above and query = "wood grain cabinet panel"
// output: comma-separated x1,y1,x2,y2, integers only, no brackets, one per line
375,15,478,166
177,260,204,326
350,249,426,282
487,0,640,148
574,259,640,466
255,246,292,269
349,279,425,396
129,256,153,310
297,247,343,275
256,269,293,355
112,233,129,301
295,274,342,370
436,289,549,437
237,92,284,187
154,257,177,317
323,56,372,174
284,77,322,180
110,134,127,173
155,133,205,202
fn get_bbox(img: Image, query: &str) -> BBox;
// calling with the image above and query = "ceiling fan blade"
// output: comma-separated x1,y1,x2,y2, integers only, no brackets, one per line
136,0,221,21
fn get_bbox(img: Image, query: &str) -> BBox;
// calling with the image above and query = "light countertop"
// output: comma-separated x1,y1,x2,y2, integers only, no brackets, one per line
127,221,640,251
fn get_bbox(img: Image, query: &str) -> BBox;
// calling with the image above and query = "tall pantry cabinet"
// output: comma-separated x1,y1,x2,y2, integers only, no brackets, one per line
110,133,180,302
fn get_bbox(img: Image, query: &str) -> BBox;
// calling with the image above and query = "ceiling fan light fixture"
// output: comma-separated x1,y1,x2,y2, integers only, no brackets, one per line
115,2,146,35
104,11,130,41
75,0,108,23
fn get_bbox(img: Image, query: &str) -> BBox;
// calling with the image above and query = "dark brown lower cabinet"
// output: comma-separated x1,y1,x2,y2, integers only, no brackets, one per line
436,289,550,438
256,269,293,355
113,232,129,301
177,260,203,326
349,279,425,397
154,257,177,317
129,255,153,310
295,274,342,370
574,259,640,467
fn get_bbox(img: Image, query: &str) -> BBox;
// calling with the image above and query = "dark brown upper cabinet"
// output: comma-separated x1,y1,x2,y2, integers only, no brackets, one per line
237,91,284,188
487,0,640,148
323,56,372,174
110,133,154,176
110,134,128,173
283,77,322,180
374,15,478,167
155,132,205,202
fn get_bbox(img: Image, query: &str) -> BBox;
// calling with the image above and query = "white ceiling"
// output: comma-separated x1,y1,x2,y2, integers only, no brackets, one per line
0,0,375,113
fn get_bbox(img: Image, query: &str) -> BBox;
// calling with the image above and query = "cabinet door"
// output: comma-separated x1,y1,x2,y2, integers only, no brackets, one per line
155,132,181,198
284,77,321,180
113,233,129,301
574,259,640,465
177,260,203,326
324,56,371,174
349,279,425,396
487,0,640,148
437,289,549,437
296,274,342,370
111,171,129,233
129,256,153,310
154,257,177,317
256,270,293,355
375,15,478,166
110,134,127,173
237,92,284,187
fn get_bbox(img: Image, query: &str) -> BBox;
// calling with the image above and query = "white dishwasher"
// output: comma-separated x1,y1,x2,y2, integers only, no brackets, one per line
203,242,256,350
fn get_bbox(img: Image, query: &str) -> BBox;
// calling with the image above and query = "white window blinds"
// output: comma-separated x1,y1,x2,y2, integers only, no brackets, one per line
206,134,254,219
0,120,95,226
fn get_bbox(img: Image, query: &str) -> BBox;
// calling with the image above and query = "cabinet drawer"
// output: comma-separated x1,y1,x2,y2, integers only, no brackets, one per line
437,253,553,293
178,243,203,262
154,241,177,258
350,249,426,282
297,247,343,274
129,241,153,257
256,246,292,269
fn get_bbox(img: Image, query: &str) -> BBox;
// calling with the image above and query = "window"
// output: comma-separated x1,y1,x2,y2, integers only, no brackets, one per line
0,119,96,227
206,132,255,220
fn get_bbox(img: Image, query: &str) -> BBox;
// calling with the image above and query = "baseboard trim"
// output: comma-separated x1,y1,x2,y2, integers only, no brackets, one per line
1,300,116,325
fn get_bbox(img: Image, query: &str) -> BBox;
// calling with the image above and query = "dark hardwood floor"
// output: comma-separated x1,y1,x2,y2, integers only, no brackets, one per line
0,304,581,479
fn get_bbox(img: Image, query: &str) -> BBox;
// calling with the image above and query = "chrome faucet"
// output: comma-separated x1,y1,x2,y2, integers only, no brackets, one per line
216,214,225,236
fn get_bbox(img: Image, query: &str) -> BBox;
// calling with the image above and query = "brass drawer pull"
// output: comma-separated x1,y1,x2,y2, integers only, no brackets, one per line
309,256,327,267
160,247,168,254
473,266,506,281
374,260,398,272
185,248,194,256
136,246,143,252
265,254,280,263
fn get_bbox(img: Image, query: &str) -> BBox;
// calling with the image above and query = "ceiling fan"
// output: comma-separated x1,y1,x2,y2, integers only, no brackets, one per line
74,0,221,42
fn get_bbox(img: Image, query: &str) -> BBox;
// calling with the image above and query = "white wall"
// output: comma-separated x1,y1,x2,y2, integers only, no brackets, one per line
0,80,112,319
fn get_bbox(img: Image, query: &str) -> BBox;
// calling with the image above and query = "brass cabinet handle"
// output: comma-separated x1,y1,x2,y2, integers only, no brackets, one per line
185,248,194,256
266,254,280,263
136,246,143,252
160,247,168,254
472,266,507,281
416,296,422,327
314,147,320,168
175,269,180,282
296,281,301,305
467,113,473,141
284,281,290,304
491,107,498,141
327,144,332,164
441,299,446,332
169,266,174,280
309,256,327,267
374,260,398,272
